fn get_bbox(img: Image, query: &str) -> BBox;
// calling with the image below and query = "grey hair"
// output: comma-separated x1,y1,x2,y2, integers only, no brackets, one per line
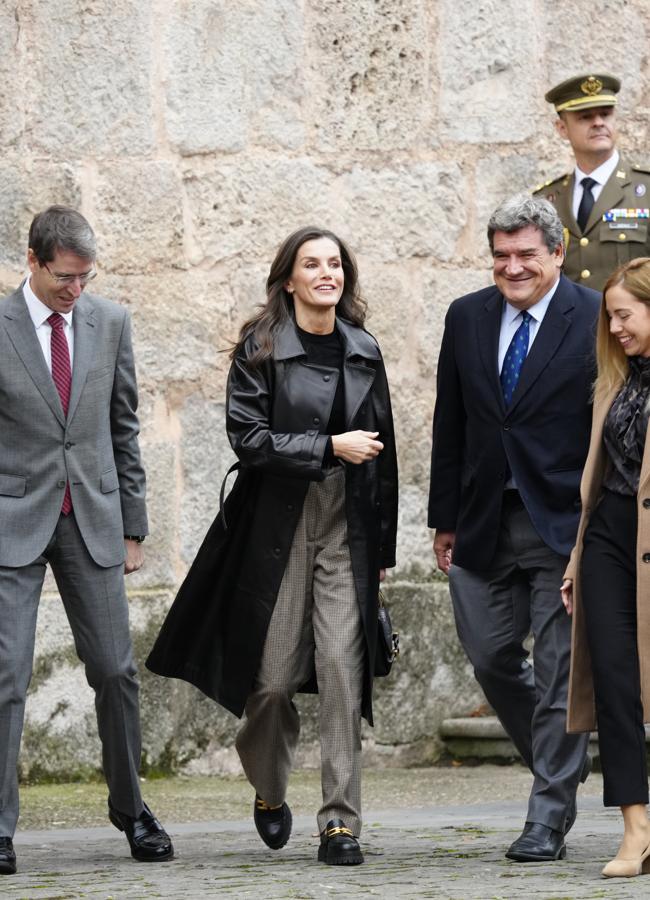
487,193,564,254
28,205,96,264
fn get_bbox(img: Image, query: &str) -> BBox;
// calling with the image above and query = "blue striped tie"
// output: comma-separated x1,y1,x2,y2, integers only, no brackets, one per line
500,311,531,406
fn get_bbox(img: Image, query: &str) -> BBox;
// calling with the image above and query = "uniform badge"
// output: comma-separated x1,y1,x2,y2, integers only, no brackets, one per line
635,183,647,197
580,76,603,96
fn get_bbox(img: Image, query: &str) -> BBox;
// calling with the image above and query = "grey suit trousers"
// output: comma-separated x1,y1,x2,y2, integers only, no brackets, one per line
0,513,144,836
448,491,589,832
236,467,365,836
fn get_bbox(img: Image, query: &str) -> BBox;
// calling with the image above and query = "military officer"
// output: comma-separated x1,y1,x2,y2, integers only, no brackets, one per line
534,73,650,292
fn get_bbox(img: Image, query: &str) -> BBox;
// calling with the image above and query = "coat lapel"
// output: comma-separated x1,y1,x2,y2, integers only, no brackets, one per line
476,291,505,413
336,318,378,427
67,296,98,423
2,288,66,426
554,175,580,237
508,279,572,413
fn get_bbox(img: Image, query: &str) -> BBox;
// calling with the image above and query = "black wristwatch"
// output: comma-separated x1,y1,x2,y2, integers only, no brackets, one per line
124,535,146,544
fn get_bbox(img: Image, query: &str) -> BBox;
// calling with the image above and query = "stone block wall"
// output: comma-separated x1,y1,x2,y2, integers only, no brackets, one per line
2,0,649,779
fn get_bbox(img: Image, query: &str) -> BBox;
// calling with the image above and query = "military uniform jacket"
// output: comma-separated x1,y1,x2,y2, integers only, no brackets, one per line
534,158,650,292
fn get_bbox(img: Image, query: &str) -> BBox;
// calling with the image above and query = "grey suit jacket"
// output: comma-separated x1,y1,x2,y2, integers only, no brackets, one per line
0,286,148,568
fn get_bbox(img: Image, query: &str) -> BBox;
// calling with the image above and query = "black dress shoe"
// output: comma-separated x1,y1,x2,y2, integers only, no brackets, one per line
108,799,174,862
318,819,364,865
0,837,16,875
253,794,292,850
505,822,566,862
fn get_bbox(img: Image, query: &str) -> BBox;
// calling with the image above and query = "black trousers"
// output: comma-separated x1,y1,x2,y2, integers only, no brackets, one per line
581,489,649,807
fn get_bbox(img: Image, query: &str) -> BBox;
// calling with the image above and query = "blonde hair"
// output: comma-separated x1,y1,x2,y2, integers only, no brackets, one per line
595,257,650,399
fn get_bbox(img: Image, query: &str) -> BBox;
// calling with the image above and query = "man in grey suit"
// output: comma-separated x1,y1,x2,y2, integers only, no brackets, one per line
0,206,172,874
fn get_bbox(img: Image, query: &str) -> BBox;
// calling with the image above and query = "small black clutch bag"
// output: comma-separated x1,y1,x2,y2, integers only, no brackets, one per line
374,591,399,677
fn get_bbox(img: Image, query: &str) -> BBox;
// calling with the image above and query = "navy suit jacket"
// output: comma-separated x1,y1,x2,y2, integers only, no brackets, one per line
428,274,600,571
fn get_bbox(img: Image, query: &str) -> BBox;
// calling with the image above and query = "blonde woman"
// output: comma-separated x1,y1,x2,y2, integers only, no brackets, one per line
562,257,650,878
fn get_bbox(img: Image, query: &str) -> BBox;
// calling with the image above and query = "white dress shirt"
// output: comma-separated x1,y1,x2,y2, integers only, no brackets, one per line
22,278,74,372
571,150,620,220
498,278,560,489
497,278,560,374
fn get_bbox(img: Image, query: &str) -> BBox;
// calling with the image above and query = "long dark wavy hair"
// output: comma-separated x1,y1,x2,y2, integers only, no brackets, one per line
230,226,367,368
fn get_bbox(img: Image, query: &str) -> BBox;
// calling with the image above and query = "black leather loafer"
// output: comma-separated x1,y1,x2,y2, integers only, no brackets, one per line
318,819,364,865
253,795,292,850
0,837,16,875
506,822,566,862
108,799,174,862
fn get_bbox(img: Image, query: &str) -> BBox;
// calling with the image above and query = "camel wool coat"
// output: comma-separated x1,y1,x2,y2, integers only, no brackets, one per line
565,382,650,733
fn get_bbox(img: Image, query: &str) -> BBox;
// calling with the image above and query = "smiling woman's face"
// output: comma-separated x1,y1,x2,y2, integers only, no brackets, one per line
606,283,650,358
284,237,344,317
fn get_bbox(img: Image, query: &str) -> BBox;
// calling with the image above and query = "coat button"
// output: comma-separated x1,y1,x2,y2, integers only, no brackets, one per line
644,499,650,509
643,553,650,563
313,417,320,425
618,233,627,241
579,237,589,247
503,424,511,431
287,504,294,511
323,375,330,382
273,547,281,557
64,441,72,450
580,269,591,279
57,480,66,488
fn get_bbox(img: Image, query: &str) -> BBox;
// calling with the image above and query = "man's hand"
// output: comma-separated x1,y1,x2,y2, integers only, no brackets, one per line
433,530,455,576
560,578,573,615
331,431,384,464
124,539,144,575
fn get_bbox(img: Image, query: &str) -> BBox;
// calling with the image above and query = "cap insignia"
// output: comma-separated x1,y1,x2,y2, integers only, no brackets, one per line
580,76,603,96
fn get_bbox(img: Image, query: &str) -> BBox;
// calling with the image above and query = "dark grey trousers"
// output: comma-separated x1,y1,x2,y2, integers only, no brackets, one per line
0,513,144,836
448,491,589,832
236,467,365,836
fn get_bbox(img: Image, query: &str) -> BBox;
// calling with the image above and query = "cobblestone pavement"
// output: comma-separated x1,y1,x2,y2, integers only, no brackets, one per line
5,796,650,899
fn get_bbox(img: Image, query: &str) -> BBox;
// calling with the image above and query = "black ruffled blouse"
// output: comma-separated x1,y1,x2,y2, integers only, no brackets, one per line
603,356,650,496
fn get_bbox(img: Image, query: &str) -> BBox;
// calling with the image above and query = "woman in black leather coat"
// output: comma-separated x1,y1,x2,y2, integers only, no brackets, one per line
148,226,397,865
229,226,397,865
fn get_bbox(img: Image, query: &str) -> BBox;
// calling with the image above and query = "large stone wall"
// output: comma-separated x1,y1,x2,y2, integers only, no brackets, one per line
2,0,649,779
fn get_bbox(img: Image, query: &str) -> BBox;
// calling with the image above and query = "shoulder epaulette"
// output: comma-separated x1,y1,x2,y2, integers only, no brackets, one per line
631,163,650,176
532,173,568,194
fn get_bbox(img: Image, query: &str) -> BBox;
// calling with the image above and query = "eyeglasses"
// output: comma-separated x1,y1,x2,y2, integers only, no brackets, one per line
43,262,97,287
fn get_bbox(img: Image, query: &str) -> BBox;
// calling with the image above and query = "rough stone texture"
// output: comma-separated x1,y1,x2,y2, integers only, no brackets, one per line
164,0,305,154
2,0,649,780
307,0,431,152
21,0,155,157
437,0,539,144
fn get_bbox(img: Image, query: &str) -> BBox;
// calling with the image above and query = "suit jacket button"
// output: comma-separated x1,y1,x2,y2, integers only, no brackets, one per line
503,424,511,431
323,375,330,382
643,553,650,563
313,417,320,425
273,547,281,557
57,480,66,488
64,441,72,450
644,499,650,509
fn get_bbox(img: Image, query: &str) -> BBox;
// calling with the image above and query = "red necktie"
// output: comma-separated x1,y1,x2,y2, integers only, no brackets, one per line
48,313,73,515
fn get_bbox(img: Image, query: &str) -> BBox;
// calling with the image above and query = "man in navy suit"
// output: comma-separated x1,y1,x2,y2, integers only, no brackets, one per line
429,194,598,862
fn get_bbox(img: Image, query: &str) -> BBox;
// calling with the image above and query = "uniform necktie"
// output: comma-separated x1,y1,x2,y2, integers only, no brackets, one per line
48,313,73,515
500,311,531,407
577,176,597,232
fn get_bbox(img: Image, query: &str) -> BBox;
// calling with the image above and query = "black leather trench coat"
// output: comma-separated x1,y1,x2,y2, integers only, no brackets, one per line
146,316,398,725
